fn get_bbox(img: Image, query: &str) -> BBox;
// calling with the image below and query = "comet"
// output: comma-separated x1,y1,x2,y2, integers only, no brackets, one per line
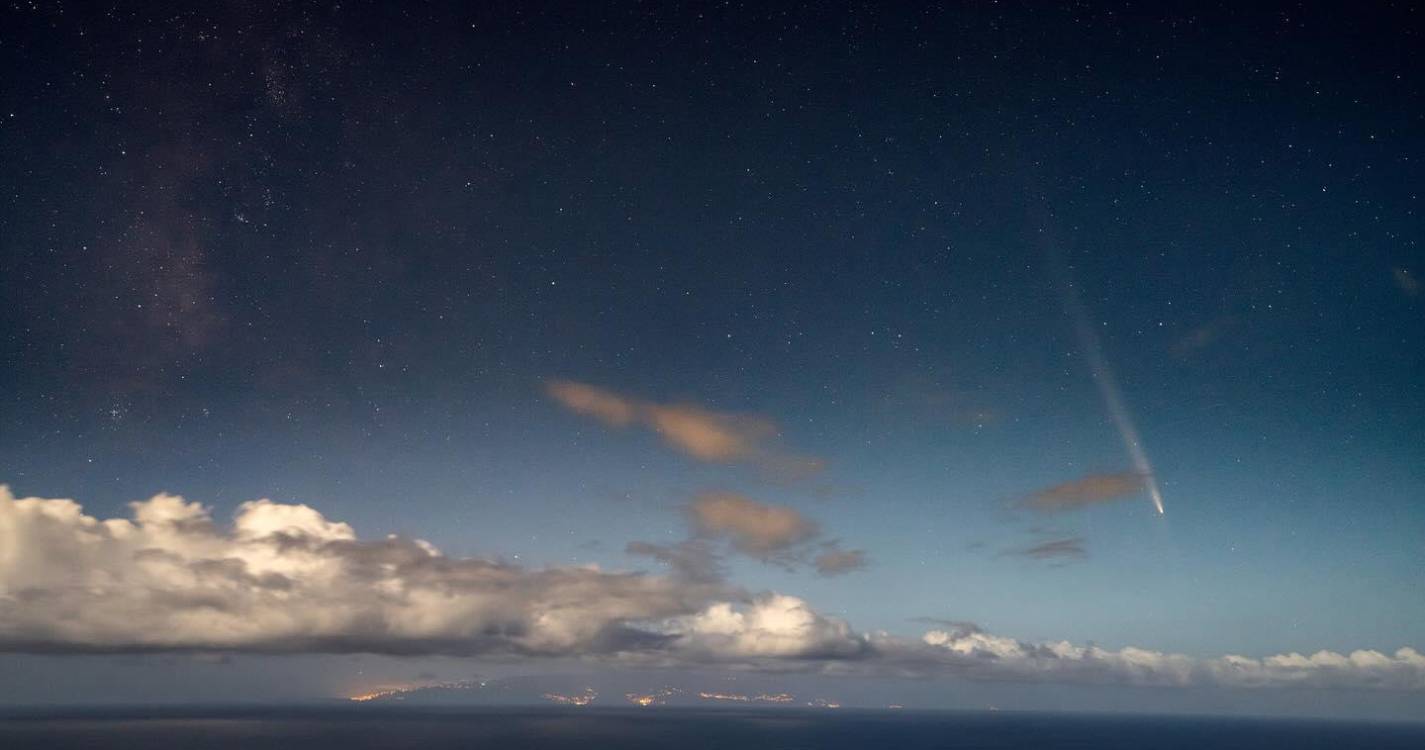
1046,237,1166,515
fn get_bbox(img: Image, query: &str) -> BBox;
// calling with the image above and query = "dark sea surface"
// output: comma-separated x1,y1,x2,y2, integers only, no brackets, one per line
2,707,1424,749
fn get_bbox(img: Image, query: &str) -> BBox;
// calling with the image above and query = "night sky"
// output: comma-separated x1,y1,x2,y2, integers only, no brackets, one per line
2,1,1423,718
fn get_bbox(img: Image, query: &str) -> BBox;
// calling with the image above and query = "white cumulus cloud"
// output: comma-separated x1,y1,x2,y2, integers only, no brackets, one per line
0,485,726,655
2,484,1421,693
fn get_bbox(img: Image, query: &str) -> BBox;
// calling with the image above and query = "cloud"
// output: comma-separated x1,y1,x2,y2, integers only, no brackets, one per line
642,404,776,463
812,543,870,576
625,540,723,584
544,380,639,426
0,485,735,657
1017,472,1145,513
1394,267,1420,296
648,492,868,577
3,485,1422,692
877,375,999,427
1170,316,1233,358
664,593,869,662
688,492,819,559
545,380,823,478
896,629,1425,691
1010,536,1088,562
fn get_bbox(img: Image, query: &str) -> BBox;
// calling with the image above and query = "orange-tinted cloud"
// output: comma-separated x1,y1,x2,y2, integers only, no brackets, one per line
689,491,819,558
629,493,868,578
643,404,775,462
545,380,822,477
545,380,639,426
1018,472,1146,513
813,543,869,576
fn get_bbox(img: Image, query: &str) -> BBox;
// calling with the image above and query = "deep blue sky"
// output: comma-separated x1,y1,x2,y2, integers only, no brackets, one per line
2,1,1423,711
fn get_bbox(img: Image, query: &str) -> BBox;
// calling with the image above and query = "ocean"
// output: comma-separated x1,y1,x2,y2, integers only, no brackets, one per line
1,707,1423,749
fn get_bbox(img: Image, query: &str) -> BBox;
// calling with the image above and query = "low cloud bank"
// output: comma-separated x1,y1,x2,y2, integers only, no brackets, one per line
1,486,1420,691
0,486,850,660
895,625,1425,691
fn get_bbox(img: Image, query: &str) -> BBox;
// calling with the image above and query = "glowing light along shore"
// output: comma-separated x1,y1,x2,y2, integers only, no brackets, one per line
348,680,481,702
625,687,682,706
696,691,820,705
697,691,751,702
348,689,402,703
542,688,597,706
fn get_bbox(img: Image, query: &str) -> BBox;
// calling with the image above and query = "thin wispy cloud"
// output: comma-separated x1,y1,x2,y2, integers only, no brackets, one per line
625,540,723,584
1011,536,1088,562
1017,472,1146,513
812,543,869,576
545,380,639,426
545,380,823,478
1170,316,1233,358
877,374,999,427
1394,266,1420,296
